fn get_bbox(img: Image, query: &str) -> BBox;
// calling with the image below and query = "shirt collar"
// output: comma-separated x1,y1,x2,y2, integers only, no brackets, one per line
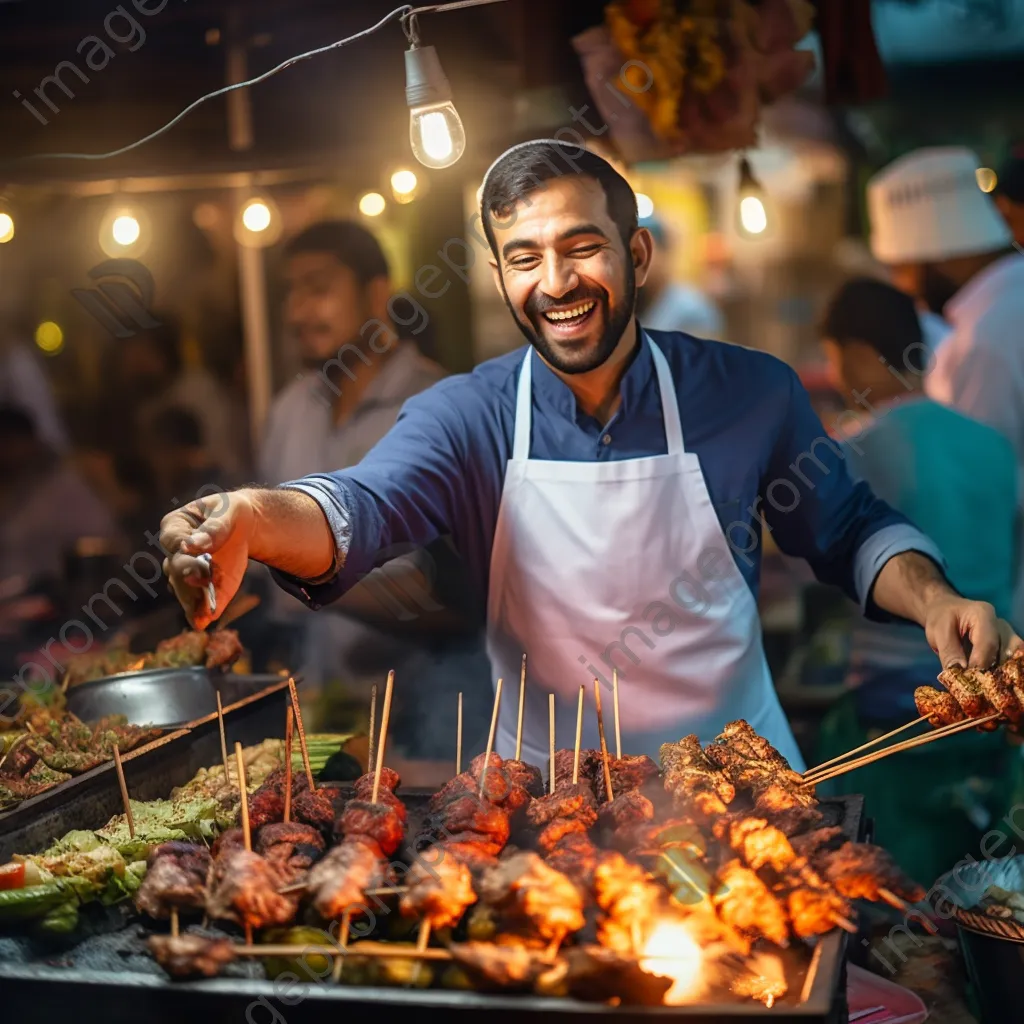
529,323,656,426
946,252,1024,327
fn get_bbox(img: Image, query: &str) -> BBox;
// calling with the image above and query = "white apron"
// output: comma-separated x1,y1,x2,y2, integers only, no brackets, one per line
485,336,805,772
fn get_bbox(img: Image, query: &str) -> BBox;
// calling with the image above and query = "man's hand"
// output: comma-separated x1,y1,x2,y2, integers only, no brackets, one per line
160,491,257,630
873,551,1023,669
923,594,1023,670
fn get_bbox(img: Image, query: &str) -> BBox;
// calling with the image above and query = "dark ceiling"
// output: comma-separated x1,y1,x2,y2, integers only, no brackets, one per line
0,0,607,183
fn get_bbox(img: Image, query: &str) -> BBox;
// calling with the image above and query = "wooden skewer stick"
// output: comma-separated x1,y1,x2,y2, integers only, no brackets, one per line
371,671,395,804
235,740,254,946
593,679,614,802
549,693,556,795
803,713,1000,786
235,943,453,962
612,668,621,761
283,705,294,824
287,677,315,790
831,915,858,935
367,684,378,775
331,910,351,983
61,670,71,695
572,685,584,786
479,678,503,798
456,691,463,775
802,716,928,778
216,691,230,780
112,744,135,839
416,920,431,952
170,907,180,939
515,653,527,762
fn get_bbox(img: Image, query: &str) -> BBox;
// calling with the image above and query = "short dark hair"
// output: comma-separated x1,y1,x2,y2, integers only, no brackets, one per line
0,404,36,440
821,277,925,372
150,405,203,449
284,220,390,286
480,140,638,258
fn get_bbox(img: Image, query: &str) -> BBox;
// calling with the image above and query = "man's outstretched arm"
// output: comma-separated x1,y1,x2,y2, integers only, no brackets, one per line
160,488,336,630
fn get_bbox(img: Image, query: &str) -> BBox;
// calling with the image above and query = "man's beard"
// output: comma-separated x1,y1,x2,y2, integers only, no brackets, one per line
920,263,961,316
501,266,636,375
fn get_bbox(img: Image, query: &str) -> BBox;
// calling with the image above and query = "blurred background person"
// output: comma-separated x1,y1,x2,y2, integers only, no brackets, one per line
813,277,1019,882
96,315,246,484
994,144,1024,250
0,316,69,456
636,215,725,338
258,220,487,753
867,146,1024,629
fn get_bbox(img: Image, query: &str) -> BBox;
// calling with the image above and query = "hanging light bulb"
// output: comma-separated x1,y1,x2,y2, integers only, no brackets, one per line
100,202,149,257
0,210,14,245
358,191,386,217
390,168,419,203
736,156,770,239
405,43,466,169
635,193,655,220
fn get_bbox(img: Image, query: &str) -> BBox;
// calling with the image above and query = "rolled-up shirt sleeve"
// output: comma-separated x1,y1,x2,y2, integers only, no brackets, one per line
269,383,471,609
763,368,946,621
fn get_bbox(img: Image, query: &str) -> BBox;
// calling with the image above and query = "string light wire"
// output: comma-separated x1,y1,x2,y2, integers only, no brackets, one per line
4,0,510,168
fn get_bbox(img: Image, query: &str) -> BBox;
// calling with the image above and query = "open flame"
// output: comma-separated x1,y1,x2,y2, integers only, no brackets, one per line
639,918,707,1005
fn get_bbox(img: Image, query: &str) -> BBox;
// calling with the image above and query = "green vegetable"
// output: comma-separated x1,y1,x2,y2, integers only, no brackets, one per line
0,882,73,922
368,955,434,988
36,899,80,936
261,927,337,982
292,735,354,779
439,964,474,990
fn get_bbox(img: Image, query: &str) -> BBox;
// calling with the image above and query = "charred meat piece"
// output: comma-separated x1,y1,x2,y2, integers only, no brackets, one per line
597,789,654,839
400,856,476,930
307,836,384,919
135,842,212,919
788,827,845,862
714,815,796,873
469,751,504,777
553,748,602,790
428,770,510,812
546,832,599,888
713,860,789,947
204,629,243,669
242,788,285,832
256,821,325,854
607,754,660,796
592,852,664,955
147,630,208,668
914,686,967,727
816,842,925,903
439,829,506,858
206,849,297,929
717,720,794,770
502,759,545,797
537,817,592,853
148,934,237,979
938,665,992,719
255,767,310,797
777,863,853,939
211,827,246,859
660,735,735,818
292,788,336,834
449,941,557,992
352,783,407,822
525,781,598,826
437,796,510,849
353,767,401,795
480,851,585,940
334,799,405,857
759,804,825,836
439,841,499,877
751,777,818,813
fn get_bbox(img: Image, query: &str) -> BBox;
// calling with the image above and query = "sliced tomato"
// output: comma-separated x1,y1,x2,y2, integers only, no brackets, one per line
0,862,25,890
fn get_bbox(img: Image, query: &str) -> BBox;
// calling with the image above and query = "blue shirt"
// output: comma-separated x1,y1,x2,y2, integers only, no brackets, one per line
275,329,943,623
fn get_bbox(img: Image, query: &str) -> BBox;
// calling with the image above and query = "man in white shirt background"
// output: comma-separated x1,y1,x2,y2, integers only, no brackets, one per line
867,146,1024,627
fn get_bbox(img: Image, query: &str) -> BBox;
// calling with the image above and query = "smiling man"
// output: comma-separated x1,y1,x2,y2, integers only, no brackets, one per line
160,141,1021,771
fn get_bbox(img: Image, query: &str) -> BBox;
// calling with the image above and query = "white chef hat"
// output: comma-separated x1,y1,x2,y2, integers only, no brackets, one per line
867,146,1011,264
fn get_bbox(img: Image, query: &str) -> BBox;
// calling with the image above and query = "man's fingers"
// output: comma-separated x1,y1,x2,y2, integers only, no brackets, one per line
1000,622,1024,661
163,553,209,630
966,605,1000,669
930,615,967,670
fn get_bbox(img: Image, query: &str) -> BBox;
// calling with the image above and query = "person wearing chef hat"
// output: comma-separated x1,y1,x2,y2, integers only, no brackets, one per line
867,146,1024,628
159,140,1022,772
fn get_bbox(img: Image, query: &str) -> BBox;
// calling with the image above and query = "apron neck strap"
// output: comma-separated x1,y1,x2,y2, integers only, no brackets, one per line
513,333,686,460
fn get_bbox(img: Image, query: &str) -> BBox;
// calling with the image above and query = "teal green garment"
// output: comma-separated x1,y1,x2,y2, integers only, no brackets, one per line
843,396,1018,616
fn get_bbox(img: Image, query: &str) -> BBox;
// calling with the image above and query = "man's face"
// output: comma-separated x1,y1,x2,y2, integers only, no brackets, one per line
284,252,378,366
488,175,651,375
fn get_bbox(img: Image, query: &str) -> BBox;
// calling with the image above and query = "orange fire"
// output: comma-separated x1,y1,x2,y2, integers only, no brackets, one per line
639,918,707,1005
